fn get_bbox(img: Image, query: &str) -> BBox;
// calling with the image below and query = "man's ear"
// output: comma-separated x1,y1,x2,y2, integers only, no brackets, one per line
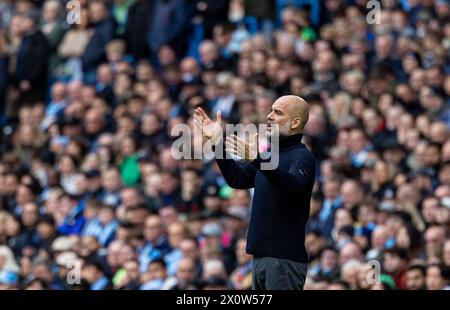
291,117,301,129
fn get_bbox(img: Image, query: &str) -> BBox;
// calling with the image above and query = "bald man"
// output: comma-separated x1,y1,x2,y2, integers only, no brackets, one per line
194,95,316,290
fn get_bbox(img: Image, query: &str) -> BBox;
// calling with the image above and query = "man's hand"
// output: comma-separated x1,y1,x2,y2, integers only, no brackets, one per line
194,107,223,146
225,133,259,161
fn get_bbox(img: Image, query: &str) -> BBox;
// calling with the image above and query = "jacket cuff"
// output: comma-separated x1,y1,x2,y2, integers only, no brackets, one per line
251,154,263,169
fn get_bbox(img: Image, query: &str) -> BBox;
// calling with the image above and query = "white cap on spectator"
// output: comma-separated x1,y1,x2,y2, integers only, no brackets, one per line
55,252,78,267
51,237,76,252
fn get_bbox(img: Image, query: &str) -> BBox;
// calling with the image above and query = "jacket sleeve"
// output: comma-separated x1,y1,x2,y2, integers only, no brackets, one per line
251,151,315,197
214,141,257,189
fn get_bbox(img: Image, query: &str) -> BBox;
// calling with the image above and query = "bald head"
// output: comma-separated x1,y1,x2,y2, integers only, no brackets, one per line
268,95,310,136
284,95,310,128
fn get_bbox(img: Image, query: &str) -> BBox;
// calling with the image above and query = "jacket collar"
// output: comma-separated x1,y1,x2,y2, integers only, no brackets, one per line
270,133,303,150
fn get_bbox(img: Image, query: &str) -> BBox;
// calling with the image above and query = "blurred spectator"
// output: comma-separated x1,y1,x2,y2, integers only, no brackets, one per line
57,7,93,82
147,0,189,63
426,263,450,290
40,0,65,78
81,0,116,84
229,237,252,290
12,10,48,110
406,263,427,290
82,259,113,290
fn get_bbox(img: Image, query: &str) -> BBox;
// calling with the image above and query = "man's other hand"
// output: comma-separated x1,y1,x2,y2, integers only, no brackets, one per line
194,107,223,146
225,133,259,161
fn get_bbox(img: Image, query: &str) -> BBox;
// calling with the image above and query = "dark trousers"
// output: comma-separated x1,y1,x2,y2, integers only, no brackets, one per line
252,256,308,290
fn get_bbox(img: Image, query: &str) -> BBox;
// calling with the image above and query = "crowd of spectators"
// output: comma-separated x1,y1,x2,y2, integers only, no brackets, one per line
0,0,449,290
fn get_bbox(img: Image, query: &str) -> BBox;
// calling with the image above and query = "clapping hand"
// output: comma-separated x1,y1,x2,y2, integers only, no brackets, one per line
225,133,259,161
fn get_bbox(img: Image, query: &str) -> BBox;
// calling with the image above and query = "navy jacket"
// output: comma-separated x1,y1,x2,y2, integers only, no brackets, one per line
124,0,154,60
14,30,48,101
81,17,116,73
0,55,8,107
216,134,315,263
